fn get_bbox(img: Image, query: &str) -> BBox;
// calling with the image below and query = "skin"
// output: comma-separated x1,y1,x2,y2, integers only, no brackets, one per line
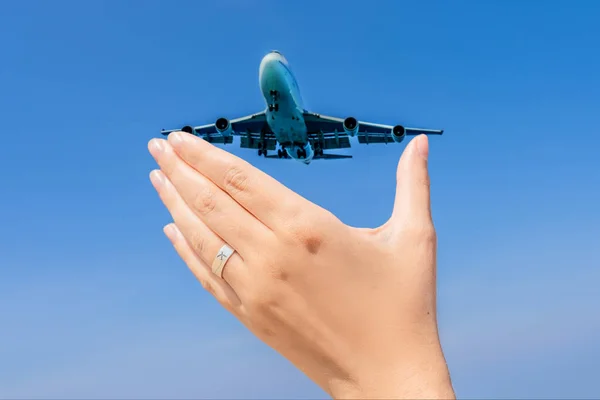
148,131,455,399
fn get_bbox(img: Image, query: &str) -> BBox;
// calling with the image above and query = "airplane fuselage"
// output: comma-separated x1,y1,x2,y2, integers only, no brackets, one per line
161,51,444,163
259,51,314,164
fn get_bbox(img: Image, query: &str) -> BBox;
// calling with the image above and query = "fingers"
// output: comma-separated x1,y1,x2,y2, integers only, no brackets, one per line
148,138,273,258
391,135,433,227
150,169,250,294
165,131,310,231
163,222,242,313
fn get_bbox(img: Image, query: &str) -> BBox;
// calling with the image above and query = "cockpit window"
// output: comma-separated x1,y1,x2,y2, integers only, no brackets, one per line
271,50,281,54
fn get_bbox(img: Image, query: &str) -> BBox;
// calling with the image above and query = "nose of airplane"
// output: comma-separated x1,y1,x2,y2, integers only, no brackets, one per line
259,51,281,76
259,51,289,92
262,51,279,63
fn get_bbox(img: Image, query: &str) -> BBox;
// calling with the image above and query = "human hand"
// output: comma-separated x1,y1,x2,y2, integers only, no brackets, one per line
148,132,454,399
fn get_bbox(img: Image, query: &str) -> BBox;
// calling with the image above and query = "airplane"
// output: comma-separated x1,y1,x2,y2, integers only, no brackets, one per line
160,50,444,165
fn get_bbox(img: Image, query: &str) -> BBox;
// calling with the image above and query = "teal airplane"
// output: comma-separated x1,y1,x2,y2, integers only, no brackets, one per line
161,51,443,165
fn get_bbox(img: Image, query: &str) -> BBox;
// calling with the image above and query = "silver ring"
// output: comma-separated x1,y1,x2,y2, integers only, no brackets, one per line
211,244,235,278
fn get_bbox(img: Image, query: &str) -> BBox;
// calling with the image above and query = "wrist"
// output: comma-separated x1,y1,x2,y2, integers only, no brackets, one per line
332,365,454,399
329,343,454,399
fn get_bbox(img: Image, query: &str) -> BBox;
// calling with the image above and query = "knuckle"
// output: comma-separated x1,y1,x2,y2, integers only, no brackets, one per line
247,288,280,317
419,222,436,240
188,230,207,257
423,227,437,245
418,173,431,189
408,222,437,244
223,164,249,194
197,277,236,312
259,327,276,338
263,261,290,283
191,186,217,215
198,277,217,297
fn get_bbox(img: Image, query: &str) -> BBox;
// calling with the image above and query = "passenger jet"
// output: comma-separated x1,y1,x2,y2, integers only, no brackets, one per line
161,51,444,164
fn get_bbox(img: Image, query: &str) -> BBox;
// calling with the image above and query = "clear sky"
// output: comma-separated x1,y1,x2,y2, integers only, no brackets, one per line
1,0,599,398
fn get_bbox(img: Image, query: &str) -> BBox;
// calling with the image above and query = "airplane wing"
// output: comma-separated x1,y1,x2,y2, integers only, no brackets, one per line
302,111,443,147
160,111,277,148
266,152,352,160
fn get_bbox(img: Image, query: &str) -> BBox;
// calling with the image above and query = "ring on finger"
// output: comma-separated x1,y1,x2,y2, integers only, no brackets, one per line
212,244,236,278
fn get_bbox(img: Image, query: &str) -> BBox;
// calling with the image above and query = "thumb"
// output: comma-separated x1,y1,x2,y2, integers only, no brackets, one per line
390,134,433,227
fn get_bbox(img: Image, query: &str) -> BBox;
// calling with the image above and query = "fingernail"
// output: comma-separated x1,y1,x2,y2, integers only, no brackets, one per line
169,131,183,146
416,134,429,161
149,139,165,155
164,223,180,241
149,169,164,187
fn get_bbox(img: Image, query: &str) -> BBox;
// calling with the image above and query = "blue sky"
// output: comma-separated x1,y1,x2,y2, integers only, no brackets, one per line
1,0,599,398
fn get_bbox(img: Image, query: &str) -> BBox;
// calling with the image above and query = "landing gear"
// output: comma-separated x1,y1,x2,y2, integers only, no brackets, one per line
258,142,268,157
296,147,307,158
268,90,280,112
314,147,324,157
277,148,288,158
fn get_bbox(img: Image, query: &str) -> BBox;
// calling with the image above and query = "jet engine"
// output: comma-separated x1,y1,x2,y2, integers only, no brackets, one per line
392,125,406,143
181,125,195,134
215,117,233,136
343,117,359,136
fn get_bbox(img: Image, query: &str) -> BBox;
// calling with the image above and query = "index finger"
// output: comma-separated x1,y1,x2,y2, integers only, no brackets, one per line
167,131,308,231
